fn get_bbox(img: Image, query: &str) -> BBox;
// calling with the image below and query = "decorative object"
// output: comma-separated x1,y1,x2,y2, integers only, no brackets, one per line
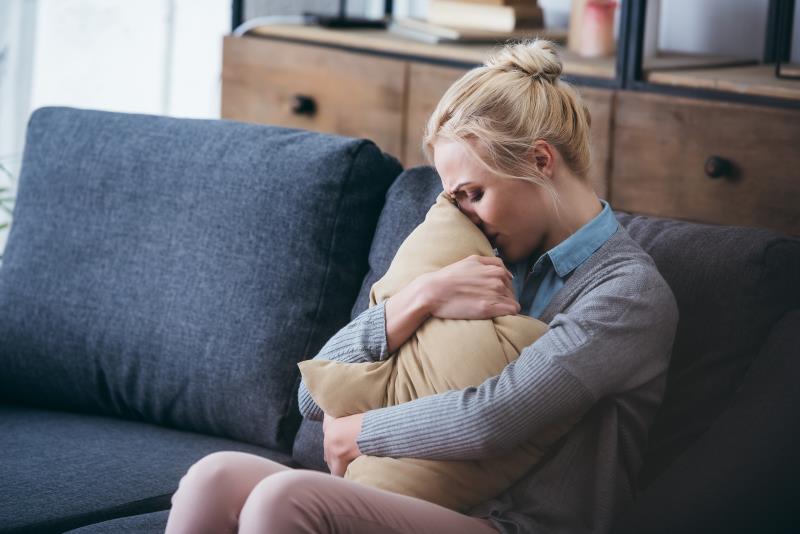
426,0,543,33
567,0,588,53
578,0,617,57
388,15,566,44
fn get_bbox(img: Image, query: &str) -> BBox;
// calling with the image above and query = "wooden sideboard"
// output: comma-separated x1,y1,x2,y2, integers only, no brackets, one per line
221,26,800,236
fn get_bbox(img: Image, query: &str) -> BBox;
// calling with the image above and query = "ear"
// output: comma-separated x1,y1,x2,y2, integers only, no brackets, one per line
530,139,556,178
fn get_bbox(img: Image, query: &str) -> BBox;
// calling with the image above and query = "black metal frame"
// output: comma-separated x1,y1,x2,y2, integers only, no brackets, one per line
620,0,800,110
768,0,799,78
232,0,244,33
231,0,800,109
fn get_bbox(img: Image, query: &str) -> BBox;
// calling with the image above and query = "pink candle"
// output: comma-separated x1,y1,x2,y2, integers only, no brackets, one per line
580,0,617,57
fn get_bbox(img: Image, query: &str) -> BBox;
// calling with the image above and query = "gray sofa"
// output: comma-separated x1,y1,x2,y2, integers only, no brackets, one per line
1,107,797,534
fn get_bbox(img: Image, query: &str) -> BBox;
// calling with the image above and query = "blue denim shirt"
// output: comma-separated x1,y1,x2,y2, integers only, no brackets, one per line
510,198,619,319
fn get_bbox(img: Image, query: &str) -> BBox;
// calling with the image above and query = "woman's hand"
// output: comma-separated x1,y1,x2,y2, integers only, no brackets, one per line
322,412,364,477
423,254,520,320
384,254,520,353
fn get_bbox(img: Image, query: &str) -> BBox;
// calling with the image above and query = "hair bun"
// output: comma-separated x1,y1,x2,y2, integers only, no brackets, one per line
485,39,563,83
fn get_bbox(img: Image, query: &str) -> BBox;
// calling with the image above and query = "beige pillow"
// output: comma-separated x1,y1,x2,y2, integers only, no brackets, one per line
298,191,584,512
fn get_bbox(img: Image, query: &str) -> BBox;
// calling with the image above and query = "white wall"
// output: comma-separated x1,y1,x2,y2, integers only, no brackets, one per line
0,0,230,257
168,0,230,118
658,0,769,59
30,0,229,118
30,0,169,115
0,0,36,188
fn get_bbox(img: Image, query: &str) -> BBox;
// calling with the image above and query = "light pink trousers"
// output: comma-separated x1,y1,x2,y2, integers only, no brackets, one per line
164,451,500,534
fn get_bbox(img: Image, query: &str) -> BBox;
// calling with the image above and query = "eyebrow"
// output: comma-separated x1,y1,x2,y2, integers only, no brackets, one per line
449,181,473,196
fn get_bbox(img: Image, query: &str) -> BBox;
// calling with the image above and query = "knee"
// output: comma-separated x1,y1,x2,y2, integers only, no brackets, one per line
174,451,245,498
239,471,324,528
246,470,318,506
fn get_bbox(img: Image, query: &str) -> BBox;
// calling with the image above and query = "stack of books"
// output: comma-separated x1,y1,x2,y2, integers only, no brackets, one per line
389,0,562,44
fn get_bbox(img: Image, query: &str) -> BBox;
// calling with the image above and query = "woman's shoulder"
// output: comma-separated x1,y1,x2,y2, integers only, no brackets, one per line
590,224,667,281
572,224,678,316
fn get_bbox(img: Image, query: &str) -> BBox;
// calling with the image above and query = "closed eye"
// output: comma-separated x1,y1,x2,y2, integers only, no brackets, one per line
468,191,484,203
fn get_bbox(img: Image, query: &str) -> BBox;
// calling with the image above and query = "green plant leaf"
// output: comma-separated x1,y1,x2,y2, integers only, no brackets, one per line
0,164,13,181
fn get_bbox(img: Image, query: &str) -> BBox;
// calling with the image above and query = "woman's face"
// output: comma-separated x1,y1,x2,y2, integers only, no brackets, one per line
433,137,552,264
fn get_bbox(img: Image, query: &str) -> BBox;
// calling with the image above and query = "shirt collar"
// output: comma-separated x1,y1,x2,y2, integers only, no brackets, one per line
519,199,619,279
548,198,619,277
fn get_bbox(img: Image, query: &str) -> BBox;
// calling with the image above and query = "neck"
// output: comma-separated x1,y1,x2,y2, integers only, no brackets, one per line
541,171,602,252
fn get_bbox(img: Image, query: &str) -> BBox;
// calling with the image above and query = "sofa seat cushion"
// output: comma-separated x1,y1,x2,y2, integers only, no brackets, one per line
64,510,170,534
0,106,401,451
0,404,297,533
63,510,170,534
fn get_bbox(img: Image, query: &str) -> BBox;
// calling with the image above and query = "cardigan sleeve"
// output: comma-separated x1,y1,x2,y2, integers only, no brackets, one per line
355,265,679,460
297,300,390,421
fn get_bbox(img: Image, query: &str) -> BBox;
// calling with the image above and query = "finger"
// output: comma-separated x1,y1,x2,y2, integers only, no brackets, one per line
493,265,514,288
499,299,521,316
485,268,514,295
481,299,513,318
474,255,505,267
497,296,521,314
502,274,514,294
480,257,514,280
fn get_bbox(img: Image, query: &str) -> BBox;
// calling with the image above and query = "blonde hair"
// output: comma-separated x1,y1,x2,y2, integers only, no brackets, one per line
422,39,592,216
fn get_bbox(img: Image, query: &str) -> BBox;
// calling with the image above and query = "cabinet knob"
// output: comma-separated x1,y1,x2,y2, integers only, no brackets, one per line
704,156,732,179
291,94,316,116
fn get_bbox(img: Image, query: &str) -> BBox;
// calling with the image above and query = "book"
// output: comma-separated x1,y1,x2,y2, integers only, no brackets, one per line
445,0,540,5
450,0,536,6
389,16,566,44
447,0,539,4
427,0,544,33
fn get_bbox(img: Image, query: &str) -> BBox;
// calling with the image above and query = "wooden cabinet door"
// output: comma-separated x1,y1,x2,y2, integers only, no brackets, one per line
611,91,800,235
222,36,406,159
404,62,466,168
579,87,613,200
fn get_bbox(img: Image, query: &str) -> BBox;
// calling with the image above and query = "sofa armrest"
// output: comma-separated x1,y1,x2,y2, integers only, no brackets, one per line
611,309,800,534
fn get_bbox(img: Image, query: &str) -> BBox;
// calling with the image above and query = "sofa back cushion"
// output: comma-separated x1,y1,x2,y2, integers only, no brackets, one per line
0,106,401,451
350,166,445,318
613,212,800,489
292,166,442,469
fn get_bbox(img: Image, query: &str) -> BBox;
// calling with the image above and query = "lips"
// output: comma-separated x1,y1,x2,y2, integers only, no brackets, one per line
488,234,499,247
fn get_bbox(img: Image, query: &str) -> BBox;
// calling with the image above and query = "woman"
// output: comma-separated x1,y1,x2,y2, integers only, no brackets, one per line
164,39,679,534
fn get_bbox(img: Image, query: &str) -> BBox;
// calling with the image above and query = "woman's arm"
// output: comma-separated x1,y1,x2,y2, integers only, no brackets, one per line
298,301,391,421
386,254,518,352
301,254,519,420
354,266,680,460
